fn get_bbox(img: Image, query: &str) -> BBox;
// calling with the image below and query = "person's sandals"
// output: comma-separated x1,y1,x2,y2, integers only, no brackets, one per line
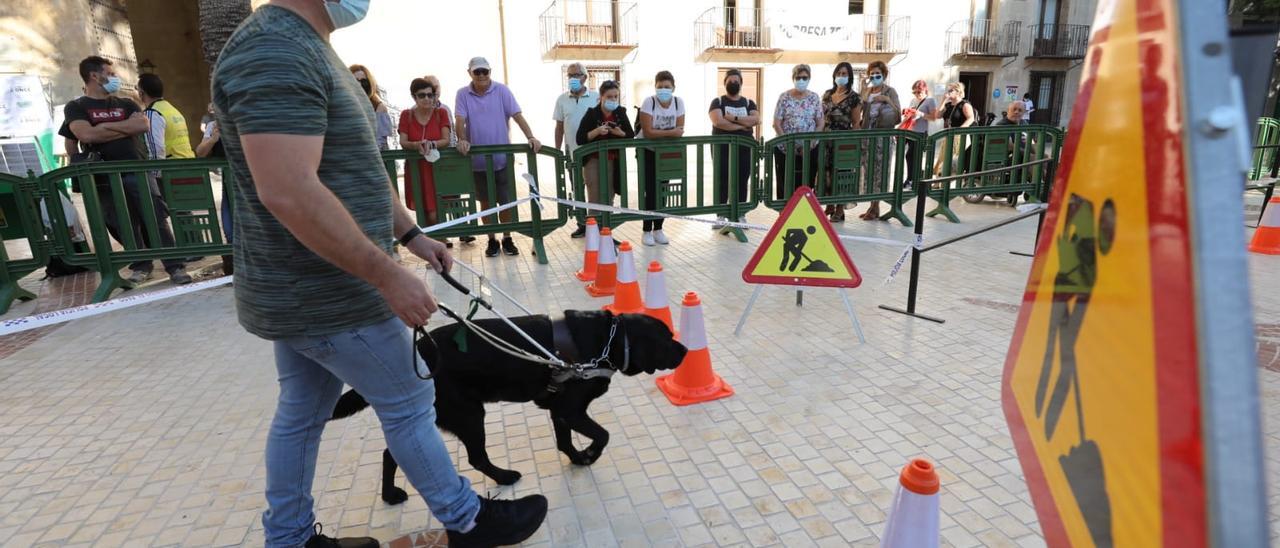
501,236,519,256
446,494,548,548
304,523,378,548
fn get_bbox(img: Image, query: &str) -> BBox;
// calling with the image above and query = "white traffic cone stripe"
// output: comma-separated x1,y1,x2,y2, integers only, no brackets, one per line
679,301,708,351
880,487,940,548
585,223,600,251
645,267,668,308
616,249,636,283
597,234,617,264
1260,200,1280,228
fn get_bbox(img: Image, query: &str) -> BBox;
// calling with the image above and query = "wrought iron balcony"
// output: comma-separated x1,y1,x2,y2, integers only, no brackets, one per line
1027,23,1090,59
694,6,778,53
538,0,637,58
945,19,1023,58
850,15,911,54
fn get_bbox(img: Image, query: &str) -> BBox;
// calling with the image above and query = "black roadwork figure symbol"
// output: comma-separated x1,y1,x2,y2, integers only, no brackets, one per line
779,225,835,273
1034,194,1117,547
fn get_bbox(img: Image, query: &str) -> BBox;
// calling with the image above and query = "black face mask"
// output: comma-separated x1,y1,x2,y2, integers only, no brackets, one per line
726,82,742,96
359,79,372,94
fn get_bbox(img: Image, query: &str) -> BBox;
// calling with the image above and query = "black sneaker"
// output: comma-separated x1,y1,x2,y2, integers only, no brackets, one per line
485,238,500,257
501,237,519,256
460,235,477,244
304,523,377,548
167,269,193,285
570,224,587,238
447,494,548,548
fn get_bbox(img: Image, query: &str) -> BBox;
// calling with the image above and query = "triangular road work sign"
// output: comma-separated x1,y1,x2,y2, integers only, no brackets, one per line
742,187,861,288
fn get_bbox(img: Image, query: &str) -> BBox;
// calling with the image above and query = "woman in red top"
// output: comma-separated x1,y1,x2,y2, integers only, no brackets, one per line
398,77,451,229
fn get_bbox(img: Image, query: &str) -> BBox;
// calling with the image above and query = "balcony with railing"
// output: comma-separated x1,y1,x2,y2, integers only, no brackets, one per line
945,19,1023,58
849,15,911,55
1027,23,1089,59
694,6,780,60
538,0,638,60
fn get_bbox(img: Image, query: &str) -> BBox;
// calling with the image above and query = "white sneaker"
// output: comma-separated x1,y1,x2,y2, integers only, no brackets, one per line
642,232,656,246
652,229,670,245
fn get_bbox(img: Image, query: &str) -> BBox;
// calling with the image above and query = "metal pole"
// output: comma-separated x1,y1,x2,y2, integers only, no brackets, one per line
733,285,764,336
839,288,866,344
879,144,944,323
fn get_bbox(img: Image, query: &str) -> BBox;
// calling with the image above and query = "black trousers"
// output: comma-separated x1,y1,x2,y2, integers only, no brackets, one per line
773,147,819,200
715,142,753,207
96,173,183,273
639,149,665,232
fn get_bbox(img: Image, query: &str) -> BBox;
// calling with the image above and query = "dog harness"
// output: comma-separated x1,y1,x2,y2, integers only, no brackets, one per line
543,316,629,395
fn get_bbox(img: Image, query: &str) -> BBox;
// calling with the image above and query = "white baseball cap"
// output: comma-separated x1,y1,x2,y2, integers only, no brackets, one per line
468,57,491,73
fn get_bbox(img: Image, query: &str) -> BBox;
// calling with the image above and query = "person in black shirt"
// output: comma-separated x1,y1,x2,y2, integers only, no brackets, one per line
59,55,190,285
708,69,759,231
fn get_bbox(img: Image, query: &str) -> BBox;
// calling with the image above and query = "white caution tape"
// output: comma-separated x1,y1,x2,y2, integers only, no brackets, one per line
421,197,534,234
0,276,234,337
882,235,923,287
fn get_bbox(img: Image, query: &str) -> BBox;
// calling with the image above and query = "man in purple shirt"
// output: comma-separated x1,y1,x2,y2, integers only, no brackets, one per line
454,57,541,257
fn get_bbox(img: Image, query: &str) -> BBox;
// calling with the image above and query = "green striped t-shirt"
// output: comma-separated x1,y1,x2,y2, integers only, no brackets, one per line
212,6,393,339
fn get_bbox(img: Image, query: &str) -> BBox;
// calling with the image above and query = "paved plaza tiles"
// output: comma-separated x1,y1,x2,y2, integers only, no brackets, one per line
1,198,1278,547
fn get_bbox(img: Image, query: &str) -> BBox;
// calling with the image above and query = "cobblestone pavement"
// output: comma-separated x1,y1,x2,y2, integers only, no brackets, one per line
1,197,1277,547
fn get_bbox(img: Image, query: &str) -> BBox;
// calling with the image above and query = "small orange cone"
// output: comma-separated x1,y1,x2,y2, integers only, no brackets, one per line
642,262,678,338
604,243,643,314
656,292,733,405
575,217,600,281
1248,196,1280,255
880,458,940,548
586,228,617,297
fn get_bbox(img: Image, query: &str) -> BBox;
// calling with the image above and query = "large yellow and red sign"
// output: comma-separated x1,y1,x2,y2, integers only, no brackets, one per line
1002,0,1206,546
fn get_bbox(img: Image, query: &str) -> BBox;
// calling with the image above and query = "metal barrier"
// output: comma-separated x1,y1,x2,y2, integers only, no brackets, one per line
0,171,51,313
570,135,759,242
40,158,234,302
382,144,571,263
762,130,919,226
1250,117,1279,180
923,124,1064,223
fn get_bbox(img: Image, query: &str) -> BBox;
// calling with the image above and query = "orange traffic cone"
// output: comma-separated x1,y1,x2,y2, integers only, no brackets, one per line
880,458,940,547
604,242,643,314
586,228,617,297
656,292,733,405
642,261,678,338
1248,197,1280,255
575,217,600,281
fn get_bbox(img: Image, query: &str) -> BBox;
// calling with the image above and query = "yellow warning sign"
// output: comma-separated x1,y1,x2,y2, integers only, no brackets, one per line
741,187,861,288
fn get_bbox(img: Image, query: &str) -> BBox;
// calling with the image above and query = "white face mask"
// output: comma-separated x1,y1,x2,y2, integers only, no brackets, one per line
325,0,371,30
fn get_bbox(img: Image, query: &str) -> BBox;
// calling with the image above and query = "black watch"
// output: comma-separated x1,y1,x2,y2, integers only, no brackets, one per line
397,226,424,247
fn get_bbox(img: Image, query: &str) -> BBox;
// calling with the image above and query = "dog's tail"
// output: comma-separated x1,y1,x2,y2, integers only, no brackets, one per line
330,389,371,421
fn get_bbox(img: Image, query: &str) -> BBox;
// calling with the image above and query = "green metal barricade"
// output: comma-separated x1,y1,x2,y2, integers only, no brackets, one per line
762,130,919,226
924,125,1064,223
570,135,759,242
1250,117,1279,181
382,144,571,263
0,172,50,313
40,158,234,302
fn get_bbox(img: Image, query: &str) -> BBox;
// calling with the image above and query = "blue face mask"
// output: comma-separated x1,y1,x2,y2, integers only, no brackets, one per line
795,78,809,91
834,76,849,87
656,88,674,103
568,78,583,93
604,100,619,111
102,75,121,94
325,0,371,30
870,75,885,86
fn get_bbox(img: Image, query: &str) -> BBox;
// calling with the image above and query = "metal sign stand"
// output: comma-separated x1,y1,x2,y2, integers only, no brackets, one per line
734,284,866,344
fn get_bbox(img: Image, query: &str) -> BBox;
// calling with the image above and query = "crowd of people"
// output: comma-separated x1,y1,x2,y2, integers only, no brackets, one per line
56,51,1038,285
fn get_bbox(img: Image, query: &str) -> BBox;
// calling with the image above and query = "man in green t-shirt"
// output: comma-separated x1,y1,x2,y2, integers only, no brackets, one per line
211,2,547,546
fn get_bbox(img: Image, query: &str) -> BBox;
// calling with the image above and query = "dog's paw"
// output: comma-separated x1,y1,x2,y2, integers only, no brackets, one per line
491,469,522,485
381,486,409,505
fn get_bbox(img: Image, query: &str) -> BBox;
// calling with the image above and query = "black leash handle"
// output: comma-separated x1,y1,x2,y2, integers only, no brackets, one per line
438,270,494,312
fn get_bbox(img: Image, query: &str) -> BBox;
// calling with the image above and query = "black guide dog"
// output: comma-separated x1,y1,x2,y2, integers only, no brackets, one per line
330,310,687,505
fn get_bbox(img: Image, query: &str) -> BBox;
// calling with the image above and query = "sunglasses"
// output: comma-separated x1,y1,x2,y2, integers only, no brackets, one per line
472,69,490,76
568,73,586,79
414,92,437,99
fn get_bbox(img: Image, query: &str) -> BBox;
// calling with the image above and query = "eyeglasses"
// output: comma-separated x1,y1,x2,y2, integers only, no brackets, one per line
568,73,586,79
472,69,490,76
414,92,436,99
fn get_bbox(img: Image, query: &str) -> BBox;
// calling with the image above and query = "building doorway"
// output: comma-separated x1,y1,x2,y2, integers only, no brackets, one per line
716,67,763,139
1029,71,1066,125
959,72,991,123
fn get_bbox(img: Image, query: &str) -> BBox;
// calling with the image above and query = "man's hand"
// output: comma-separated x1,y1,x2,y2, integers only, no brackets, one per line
457,139,471,155
528,137,541,153
376,266,439,327
406,235,453,274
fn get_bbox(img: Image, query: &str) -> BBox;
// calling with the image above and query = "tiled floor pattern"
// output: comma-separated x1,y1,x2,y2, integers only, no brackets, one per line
1,197,1278,547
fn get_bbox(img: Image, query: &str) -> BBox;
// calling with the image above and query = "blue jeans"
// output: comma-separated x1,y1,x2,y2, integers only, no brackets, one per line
263,317,479,547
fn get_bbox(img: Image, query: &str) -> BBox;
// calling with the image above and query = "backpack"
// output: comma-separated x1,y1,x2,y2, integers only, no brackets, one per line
635,96,682,139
